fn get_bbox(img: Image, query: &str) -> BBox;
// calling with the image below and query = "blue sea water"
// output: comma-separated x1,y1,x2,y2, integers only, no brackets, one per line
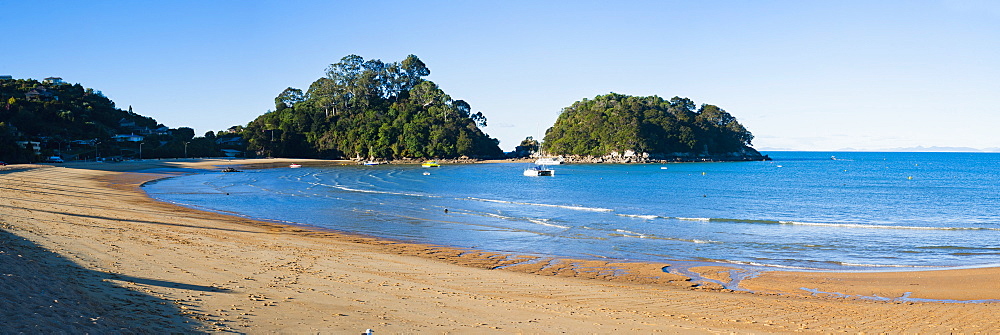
144,152,1000,270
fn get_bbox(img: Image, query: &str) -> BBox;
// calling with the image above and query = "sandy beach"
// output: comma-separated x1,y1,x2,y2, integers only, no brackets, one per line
2,159,999,333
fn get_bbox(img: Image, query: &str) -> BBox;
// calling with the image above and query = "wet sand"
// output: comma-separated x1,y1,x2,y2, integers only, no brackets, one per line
2,159,999,333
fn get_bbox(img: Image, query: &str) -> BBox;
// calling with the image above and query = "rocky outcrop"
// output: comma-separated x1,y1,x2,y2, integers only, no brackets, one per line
552,147,769,164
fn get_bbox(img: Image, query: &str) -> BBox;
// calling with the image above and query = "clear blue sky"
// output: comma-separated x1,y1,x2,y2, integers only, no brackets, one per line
4,0,999,151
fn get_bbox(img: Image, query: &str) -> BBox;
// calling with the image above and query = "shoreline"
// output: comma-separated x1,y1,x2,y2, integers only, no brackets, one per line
2,159,999,332
121,159,1000,302
149,159,989,274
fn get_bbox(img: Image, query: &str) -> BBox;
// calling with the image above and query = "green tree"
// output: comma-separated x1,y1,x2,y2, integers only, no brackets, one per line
243,55,502,159
174,127,195,141
543,93,758,159
275,87,305,111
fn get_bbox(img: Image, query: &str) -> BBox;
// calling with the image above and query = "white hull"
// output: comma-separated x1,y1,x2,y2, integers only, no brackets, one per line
523,168,554,176
535,157,563,165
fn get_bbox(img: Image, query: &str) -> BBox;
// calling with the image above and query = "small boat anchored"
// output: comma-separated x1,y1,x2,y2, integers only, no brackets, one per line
289,163,302,168
523,165,554,176
421,161,440,168
534,157,563,165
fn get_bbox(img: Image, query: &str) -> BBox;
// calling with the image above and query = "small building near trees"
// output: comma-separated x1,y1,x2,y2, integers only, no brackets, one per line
113,134,144,142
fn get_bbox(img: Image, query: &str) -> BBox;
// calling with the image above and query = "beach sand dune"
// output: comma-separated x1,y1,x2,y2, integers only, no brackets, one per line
2,160,999,333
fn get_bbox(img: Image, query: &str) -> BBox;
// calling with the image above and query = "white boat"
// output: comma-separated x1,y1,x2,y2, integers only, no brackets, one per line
534,157,563,165
362,161,382,166
523,166,554,176
289,163,302,168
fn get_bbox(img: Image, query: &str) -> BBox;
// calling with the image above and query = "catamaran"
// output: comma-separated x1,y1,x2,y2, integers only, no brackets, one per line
523,165,554,176
534,157,563,165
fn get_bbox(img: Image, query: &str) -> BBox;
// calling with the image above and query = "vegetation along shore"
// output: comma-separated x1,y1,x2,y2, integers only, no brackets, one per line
2,55,765,164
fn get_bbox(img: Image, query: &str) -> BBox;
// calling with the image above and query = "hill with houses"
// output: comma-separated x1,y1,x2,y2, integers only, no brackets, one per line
0,77,244,163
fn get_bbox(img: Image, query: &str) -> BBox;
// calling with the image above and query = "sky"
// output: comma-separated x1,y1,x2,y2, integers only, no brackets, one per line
4,0,999,151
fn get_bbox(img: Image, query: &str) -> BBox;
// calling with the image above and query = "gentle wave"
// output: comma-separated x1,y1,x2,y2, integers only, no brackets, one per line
714,260,820,270
617,214,659,220
669,216,1000,231
311,182,436,198
615,229,646,237
776,220,1000,231
466,197,614,212
676,217,711,222
482,213,571,229
529,219,570,229
834,262,939,268
727,259,932,270
613,229,717,244
916,246,1000,250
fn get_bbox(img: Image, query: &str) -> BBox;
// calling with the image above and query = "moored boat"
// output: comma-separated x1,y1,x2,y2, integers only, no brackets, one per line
534,157,563,165
523,166,554,176
421,161,440,167
289,163,302,168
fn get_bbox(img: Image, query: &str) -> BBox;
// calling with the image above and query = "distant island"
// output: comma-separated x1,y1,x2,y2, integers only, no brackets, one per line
542,93,767,162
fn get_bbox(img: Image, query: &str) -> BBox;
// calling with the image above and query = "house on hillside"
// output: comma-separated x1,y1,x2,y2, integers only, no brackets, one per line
215,136,244,146
72,139,96,146
16,141,41,155
113,134,144,142
43,77,64,84
136,126,171,136
118,119,171,136
24,85,56,101
118,118,137,128
0,75,12,80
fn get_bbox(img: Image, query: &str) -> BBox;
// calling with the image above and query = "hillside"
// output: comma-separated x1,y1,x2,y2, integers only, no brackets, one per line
243,55,504,160
0,77,240,163
543,93,766,161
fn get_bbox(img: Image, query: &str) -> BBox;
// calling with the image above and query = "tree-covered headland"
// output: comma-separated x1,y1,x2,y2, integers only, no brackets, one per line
542,93,766,161
0,77,242,163
243,55,504,159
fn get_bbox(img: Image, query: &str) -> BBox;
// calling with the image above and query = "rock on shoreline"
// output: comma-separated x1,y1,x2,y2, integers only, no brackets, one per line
556,148,770,164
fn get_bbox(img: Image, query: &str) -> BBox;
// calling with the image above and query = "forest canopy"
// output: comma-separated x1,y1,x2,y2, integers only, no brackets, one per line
243,54,503,159
0,78,243,163
542,93,759,158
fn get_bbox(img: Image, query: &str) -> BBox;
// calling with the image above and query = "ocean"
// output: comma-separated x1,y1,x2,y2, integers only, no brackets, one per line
143,152,1000,271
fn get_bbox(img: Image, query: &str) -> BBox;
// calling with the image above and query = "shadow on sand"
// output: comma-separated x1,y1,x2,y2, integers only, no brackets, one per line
0,228,205,333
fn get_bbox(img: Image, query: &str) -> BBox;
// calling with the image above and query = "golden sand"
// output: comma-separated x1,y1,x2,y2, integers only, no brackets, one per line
1,159,998,333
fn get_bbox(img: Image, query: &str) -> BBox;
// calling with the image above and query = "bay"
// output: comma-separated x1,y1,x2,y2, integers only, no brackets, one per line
144,152,1000,270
